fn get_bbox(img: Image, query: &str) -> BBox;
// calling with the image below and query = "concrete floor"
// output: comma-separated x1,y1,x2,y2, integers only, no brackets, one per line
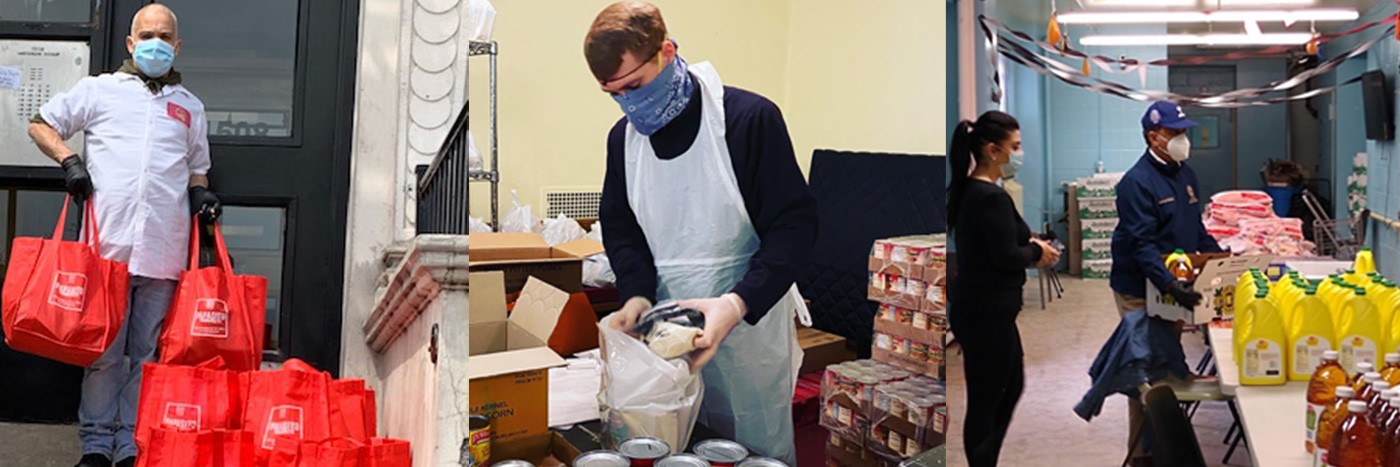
0,421,79,466
946,277,1252,467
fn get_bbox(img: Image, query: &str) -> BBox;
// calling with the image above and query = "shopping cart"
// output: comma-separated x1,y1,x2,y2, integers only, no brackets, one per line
1300,187,1369,260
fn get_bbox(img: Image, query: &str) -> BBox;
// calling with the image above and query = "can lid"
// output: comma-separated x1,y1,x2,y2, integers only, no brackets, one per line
737,457,789,467
1350,400,1369,412
618,438,671,459
574,451,630,467
655,454,710,467
694,439,750,462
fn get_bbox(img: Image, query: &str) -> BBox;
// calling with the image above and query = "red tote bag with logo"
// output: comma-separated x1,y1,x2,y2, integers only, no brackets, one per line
134,358,244,455
2,198,129,367
159,220,268,372
138,428,257,467
244,360,333,463
329,380,377,442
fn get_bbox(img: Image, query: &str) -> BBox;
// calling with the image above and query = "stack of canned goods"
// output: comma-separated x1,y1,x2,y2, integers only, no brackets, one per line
876,304,943,332
576,438,789,467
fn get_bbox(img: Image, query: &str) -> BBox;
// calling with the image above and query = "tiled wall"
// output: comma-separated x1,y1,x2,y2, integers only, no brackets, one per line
1364,38,1400,276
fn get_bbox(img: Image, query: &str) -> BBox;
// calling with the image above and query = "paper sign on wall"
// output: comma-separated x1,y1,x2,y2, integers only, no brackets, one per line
0,40,88,167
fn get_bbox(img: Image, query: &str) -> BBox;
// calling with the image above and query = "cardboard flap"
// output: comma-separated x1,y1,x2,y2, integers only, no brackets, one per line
469,272,508,324
469,232,552,262
1198,255,1275,290
466,346,566,380
469,321,510,355
554,238,605,258
511,277,570,343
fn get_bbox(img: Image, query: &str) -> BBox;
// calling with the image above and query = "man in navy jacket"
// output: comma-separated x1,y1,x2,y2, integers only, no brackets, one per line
1109,101,1223,465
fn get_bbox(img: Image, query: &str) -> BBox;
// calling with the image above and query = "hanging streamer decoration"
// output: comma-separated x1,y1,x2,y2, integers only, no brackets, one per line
979,13,1399,107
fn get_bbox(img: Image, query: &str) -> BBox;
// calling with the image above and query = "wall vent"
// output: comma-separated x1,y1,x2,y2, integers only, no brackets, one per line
544,188,602,219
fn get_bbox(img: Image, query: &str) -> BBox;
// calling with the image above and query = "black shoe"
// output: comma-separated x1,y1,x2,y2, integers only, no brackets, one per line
75,453,111,467
115,457,134,467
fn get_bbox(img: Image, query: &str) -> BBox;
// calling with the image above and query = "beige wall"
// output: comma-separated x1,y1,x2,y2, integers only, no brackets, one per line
469,1,945,218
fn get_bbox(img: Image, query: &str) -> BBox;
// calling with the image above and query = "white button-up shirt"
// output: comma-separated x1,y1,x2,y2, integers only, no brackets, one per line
41,71,211,281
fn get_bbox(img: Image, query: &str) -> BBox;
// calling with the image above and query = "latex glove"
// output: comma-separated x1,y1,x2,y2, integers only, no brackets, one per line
608,296,653,334
1165,280,1204,309
189,186,222,223
61,155,93,204
681,293,746,373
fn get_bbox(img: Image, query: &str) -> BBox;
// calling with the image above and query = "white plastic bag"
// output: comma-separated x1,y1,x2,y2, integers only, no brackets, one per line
583,254,616,288
598,313,703,454
501,191,541,233
469,216,493,233
541,214,586,246
585,221,604,243
467,0,496,42
468,130,483,172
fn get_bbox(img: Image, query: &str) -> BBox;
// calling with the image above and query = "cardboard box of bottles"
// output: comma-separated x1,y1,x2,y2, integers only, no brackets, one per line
1081,218,1119,240
1082,239,1113,261
1084,259,1113,279
1078,197,1118,220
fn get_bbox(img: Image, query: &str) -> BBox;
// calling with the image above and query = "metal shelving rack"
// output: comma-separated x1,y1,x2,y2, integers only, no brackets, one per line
469,40,499,228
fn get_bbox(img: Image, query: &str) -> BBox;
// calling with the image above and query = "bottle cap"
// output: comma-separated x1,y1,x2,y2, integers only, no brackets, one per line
1174,248,1186,254
1357,289,1368,296
1255,289,1269,299
1339,386,1356,397
1391,397,1400,407
1358,362,1376,373
1382,389,1397,398
1377,382,1393,391
1324,350,1340,360
1306,288,1319,295
1350,400,1369,412
1367,372,1383,382
1387,353,1400,364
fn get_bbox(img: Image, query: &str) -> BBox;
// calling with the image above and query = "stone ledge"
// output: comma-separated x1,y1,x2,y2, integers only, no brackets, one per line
364,234,469,353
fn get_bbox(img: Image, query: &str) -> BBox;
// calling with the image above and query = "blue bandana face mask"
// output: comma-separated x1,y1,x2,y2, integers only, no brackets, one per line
133,38,176,77
612,52,692,136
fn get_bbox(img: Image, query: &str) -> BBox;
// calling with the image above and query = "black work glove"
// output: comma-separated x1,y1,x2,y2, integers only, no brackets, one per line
60,155,93,204
1165,280,1204,309
189,186,221,223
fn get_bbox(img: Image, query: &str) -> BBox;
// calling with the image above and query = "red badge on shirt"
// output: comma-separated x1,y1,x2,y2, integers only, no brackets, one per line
167,102,191,128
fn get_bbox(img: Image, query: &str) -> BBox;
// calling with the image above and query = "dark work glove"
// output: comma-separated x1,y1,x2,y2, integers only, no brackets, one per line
60,155,93,204
189,186,222,223
1165,280,1204,309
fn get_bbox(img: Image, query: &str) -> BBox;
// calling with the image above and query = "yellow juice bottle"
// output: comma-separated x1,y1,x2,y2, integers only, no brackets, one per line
1341,288,1386,374
1291,288,1338,382
1239,289,1288,386
1236,284,1266,364
1356,246,1377,276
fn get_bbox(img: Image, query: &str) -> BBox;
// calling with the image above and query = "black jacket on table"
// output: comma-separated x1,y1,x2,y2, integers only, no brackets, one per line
600,77,818,325
949,179,1043,313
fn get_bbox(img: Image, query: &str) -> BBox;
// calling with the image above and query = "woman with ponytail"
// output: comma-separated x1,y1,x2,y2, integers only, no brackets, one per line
948,111,1059,467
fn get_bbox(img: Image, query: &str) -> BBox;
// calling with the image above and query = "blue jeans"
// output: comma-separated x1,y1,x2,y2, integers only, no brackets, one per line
79,275,177,460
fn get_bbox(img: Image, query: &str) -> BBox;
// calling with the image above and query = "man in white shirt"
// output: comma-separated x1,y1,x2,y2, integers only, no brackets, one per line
26,5,219,467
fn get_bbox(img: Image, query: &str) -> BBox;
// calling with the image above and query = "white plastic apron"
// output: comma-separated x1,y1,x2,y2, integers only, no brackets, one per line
623,62,808,464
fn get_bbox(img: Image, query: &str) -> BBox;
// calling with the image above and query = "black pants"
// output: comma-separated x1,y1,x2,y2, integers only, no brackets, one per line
953,308,1025,467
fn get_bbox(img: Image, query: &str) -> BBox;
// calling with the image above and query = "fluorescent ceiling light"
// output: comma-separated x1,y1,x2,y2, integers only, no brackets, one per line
1057,9,1358,24
1244,20,1262,36
1080,33,1313,46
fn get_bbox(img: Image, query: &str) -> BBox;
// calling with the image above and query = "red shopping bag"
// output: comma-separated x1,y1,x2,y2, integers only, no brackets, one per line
364,438,411,467
244,359,333,460
160,220,268,371
329,380,377,442
138,428,256,467
134,358,244,455
2,198,129,367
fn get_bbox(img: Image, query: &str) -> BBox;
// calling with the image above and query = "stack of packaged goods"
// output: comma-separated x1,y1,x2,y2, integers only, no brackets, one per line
1235,249,1400,390
820,359,946,465
1203,190,1316,256
1073,176,1120,279
868,235,947,379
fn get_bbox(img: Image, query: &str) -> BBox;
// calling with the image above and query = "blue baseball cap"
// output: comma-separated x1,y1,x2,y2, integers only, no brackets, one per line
1141,101,1197,131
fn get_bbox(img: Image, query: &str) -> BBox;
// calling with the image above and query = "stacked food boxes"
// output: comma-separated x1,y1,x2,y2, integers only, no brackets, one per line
867,235,946,379
1070,175,1121,279
820,359,947,465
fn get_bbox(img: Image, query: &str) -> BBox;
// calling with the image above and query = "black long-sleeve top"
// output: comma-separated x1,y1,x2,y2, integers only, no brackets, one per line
949,179,1043,312
600,77,818,325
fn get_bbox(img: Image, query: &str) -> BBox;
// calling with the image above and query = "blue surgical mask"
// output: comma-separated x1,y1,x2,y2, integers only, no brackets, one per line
133,38,175,77
1001,150,1025,179
612,52,692,136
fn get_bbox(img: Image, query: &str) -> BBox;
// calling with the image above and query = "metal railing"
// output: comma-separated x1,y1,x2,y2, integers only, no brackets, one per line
415,100,470,235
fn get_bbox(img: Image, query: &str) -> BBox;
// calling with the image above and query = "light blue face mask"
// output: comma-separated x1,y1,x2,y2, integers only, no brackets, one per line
612,52,692,136
133,38,175,77
1001,150,1025,179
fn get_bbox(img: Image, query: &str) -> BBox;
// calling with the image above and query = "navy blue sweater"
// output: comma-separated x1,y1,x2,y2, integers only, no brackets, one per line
1110,151,1223,298
600,78,818,325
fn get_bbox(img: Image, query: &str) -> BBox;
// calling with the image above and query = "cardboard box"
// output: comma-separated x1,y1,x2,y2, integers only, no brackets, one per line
1083,259,1113,279
490,432,583,467
871,320,943,379
1081,218,1119,240
1081,239,1113,261
469,233,603,294
1078,198,1118,220
468,272,570,447
798,327,856,376
1146,254,1274,323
